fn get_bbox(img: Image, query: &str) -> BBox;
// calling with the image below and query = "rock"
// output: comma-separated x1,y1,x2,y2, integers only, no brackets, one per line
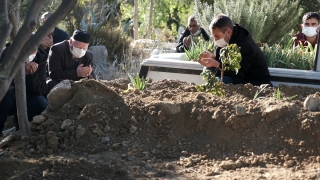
32,115,46,124
60,119,72,130
47,80,72,110
0,151,10,158
76,126,86,139
236,106,247,116
304,95,320,111
46,131,57,140
92,129,105,136
182,151,188,155
112,143,121,150
103,125,110,133
0,134,16,148
284,160,295,167
89,45,108,80
165,163,175,170
15,151,25,159
47,137,60,149
129,125,137,134
101,136,110,144
219,161,237,170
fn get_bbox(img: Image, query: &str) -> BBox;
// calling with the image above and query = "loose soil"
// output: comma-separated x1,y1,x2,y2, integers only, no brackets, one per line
1,79,320,180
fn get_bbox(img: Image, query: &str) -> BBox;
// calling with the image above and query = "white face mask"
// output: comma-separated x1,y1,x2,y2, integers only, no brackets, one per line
28,54,36,62
214,35,228,47
191,29,201,37
302,27,318,37
70,46,86,58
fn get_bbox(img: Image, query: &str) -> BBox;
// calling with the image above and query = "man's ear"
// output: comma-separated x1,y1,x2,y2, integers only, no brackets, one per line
300,24,303,28
69,38,72,45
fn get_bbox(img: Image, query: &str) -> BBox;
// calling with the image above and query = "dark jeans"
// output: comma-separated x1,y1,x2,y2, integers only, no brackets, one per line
0,87,48,133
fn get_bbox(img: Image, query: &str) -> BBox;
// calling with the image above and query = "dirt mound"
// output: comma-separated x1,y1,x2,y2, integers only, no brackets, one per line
1,79,320,179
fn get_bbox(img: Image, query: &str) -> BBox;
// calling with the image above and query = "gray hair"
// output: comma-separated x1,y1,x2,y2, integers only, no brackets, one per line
41,12,52,20
188,15,199,25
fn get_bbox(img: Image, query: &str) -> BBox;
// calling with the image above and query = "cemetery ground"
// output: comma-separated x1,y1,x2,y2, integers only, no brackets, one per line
1,78,320,179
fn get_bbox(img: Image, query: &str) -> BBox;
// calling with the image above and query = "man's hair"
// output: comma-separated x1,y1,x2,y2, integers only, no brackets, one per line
302,12,320,23
188,15,198,25
41,12,52,20
209,13,234,33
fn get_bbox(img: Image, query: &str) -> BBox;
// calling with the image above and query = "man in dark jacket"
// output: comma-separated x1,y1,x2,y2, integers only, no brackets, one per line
0,44,48,134
40,12,70,55
46,30,95,94
198,14,271,86
176,15,210,53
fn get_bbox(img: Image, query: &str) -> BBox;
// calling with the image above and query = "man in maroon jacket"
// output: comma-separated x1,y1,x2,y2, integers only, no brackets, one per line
47,30,95,94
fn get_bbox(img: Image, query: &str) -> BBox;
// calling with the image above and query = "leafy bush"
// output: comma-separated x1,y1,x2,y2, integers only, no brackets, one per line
261,38,317,70
185,37,214,61
194,0,303,44
87,22,132,62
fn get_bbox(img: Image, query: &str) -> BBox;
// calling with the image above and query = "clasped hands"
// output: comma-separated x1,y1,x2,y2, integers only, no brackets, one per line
77,64,92,77
25,62,38,75
41,35,53,49
197,51,220,68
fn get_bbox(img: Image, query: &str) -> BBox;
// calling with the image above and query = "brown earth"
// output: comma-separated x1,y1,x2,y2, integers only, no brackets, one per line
1,78,320,180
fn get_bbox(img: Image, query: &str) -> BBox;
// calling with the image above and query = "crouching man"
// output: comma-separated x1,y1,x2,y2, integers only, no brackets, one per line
0,43,48,134
46,30,95,94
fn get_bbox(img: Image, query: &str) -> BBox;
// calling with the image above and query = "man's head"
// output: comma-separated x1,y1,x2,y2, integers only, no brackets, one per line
301,12,320,37
40,12,52,25
209,14,234,47
187,15,201,35
69,30,90,58
302,12,320,27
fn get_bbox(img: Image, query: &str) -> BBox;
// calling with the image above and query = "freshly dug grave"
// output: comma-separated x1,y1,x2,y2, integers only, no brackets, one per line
1,78,320,180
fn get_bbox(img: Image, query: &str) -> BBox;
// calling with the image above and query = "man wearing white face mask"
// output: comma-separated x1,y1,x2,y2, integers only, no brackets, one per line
47,30,95,95
176,15,210,52
294,12,320,47
0,40,48,135
198,14,271,86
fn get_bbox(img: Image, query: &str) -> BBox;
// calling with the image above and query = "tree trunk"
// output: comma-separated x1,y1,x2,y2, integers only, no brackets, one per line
0,0,78,102
14,62,31,136
0,0,12,56
133,0,138,40
147,0,153,39
9,0,31,136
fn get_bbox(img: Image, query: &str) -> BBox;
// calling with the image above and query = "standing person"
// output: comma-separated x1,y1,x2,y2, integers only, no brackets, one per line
293,12,320,47
176,15,210,52
40,12,70,55
198,14,272,86
0,42,48,134
46,30,95,94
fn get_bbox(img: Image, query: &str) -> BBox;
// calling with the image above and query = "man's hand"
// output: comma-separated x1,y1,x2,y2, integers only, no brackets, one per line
183,35,192,47
41,35,53,49
77,64,92,77
25,62,38,74
198,57,220,68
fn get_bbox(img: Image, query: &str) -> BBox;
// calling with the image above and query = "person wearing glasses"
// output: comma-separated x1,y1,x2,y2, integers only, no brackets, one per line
176,15,210,53
39,12,70,55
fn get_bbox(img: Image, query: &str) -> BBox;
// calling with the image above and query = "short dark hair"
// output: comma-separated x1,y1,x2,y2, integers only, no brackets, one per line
209,14,234,33
302,12,320,23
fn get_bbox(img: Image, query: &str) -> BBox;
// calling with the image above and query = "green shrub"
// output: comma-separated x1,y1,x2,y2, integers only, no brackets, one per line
194,0,303,45
87,22,132,62
261,38,317,70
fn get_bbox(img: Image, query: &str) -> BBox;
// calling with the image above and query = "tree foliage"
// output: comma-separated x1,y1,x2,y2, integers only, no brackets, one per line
195,0,303,45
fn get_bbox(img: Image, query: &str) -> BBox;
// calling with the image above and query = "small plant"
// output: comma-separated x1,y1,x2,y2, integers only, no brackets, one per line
120,64,149,91
195,70,225,96
274,88,281,99
184,36,214,61
261,38,317,70
219,44,242,84
127,73,149,91
253,84,269,100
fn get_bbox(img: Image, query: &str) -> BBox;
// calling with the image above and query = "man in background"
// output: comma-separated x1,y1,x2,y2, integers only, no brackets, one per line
294,12,320,47
176,15,210,52
40,12,70,55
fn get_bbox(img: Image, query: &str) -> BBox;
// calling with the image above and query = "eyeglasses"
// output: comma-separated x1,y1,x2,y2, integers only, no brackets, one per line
188,24,198,28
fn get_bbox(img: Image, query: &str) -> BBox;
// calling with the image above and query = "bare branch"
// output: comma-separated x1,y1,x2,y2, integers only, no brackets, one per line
0,0,12,56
